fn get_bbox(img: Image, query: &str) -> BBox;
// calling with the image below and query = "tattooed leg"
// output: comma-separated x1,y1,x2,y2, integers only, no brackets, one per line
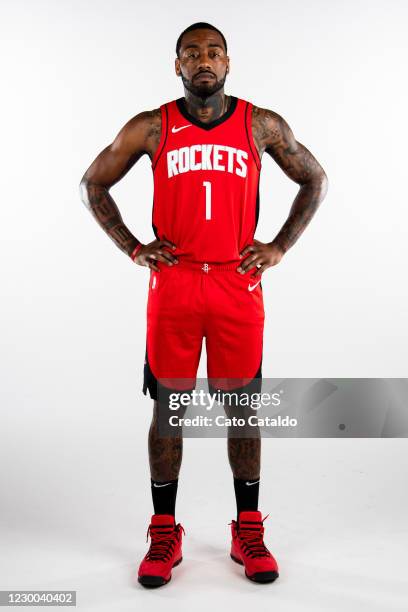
225,404,261,480
148,400,184,481
227,437,261,480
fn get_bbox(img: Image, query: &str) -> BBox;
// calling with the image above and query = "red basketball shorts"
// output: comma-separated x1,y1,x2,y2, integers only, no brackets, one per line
142,259,265,401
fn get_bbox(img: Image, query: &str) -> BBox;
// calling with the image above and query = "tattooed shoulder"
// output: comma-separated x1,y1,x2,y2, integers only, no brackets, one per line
139,108,162,162
252,105,294,158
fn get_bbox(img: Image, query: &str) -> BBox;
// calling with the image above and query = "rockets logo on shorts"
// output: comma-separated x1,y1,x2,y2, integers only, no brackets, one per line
151,95,262,264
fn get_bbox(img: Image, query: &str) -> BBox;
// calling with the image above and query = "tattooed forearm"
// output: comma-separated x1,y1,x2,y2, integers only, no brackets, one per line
80,181,141,256
252,105,328,253
273,179,326,254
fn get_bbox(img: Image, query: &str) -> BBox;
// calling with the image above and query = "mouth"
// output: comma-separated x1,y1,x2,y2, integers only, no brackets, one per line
194,72,215,81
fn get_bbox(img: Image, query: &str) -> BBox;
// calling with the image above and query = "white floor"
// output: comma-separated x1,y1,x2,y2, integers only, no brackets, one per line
1,434,407,612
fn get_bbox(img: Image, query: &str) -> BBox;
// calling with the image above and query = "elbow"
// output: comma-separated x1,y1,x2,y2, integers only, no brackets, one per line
313,168,329,200
79,175,91,209
319,169,329,200
321,170,329,199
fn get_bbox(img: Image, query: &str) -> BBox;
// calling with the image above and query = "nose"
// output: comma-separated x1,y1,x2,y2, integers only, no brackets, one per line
196,53,213,72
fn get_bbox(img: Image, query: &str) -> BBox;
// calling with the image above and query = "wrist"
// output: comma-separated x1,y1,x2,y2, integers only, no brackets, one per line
269,239,286,255
130,242,144,261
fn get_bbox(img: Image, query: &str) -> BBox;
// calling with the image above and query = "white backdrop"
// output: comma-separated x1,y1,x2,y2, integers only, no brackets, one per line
1,1,407,610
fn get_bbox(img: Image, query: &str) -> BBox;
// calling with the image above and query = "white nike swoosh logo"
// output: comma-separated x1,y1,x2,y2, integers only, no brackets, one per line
153,482,172,488
245,480,260,486
172,124,192,133
248,280,261,292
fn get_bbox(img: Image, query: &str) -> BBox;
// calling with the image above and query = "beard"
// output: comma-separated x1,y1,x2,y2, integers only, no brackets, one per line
180,70,227,100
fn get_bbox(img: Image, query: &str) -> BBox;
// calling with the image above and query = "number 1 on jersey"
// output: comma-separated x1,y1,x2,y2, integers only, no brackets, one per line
203,181,212,220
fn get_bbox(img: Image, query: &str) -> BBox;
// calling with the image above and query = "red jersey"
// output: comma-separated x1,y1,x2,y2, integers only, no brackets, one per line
150,95,261,264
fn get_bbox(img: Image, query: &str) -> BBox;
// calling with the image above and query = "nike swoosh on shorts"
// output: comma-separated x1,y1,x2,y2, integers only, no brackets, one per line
248,280,261,291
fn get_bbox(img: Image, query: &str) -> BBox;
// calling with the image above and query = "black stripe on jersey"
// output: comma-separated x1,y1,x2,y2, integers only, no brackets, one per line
245,102,262,171
152,104,169,171
152,220,160,241
254,173,261,231
176,95,238,130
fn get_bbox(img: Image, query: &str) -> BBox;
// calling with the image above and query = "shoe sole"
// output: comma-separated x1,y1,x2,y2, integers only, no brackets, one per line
230,553,279,584
138,556,183,588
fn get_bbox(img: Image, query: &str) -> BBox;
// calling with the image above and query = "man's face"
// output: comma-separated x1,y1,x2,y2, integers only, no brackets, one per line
175,29,229,99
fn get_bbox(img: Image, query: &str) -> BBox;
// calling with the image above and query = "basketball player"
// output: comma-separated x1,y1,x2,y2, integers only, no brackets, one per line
80,22,328,587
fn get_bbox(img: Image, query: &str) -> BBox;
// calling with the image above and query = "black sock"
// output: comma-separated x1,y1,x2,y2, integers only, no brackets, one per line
233,477,260,522
151,478,178,517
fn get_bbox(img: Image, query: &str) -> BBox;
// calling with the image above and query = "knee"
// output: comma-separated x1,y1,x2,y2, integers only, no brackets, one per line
150,400,187,438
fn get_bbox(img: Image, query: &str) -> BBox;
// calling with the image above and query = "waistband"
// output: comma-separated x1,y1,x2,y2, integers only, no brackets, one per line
157,259,246,273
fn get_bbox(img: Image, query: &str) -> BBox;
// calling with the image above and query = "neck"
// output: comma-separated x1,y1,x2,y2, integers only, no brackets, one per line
183,89,229,124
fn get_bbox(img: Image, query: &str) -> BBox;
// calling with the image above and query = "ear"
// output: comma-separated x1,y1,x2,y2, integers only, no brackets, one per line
175,58,181,77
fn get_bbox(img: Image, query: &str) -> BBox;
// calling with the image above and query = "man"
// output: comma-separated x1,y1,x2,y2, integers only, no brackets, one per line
80,22,328,588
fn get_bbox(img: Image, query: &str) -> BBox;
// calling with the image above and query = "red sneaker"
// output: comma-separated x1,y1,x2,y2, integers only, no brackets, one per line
138,514,184,587
230,510,279,583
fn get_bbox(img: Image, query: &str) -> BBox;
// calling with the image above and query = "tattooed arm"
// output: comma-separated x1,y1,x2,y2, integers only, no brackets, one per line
79,110,178,269
237,106,328,277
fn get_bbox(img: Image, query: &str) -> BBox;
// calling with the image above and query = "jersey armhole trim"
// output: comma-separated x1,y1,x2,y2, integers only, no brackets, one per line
151,104,168,171
245,102,262,171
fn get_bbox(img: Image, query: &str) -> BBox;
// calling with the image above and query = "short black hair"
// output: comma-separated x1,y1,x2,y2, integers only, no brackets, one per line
176,22,227,58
